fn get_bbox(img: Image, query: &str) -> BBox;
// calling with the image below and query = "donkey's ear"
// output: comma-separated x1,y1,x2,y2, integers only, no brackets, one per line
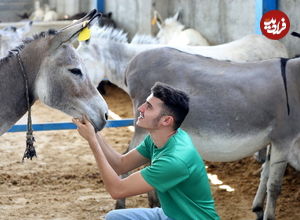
16,21,33,37
153,10,164,29
173,10,182,21
49,9,100,51
107,12,112,18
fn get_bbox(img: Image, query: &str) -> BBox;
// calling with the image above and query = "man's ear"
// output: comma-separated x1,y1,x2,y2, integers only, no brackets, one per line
161,115,174,127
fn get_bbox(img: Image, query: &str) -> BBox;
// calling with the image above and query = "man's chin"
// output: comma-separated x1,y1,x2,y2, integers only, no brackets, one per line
136,120,144,128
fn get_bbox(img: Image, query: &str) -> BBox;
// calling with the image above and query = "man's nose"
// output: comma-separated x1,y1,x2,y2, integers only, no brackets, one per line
137,104,144,112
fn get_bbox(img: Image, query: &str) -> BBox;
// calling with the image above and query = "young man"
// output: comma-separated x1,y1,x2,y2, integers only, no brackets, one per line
72,82,219,220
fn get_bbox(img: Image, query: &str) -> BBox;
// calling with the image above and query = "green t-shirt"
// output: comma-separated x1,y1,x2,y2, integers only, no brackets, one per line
136,128,219,220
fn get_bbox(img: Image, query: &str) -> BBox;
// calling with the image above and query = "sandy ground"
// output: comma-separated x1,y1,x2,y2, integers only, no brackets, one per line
0,84,299,220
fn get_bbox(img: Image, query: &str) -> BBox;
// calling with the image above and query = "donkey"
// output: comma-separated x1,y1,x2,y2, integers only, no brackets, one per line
0,9,108,136
77,26,290,211
77,26,288,93
153,10,210,46
0,21,33,58
123,47,300,220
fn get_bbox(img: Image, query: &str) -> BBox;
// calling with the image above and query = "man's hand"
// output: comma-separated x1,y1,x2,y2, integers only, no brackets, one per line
72,115,96,142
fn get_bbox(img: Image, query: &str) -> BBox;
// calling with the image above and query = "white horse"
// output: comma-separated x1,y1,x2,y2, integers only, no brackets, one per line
77,26,288,93
153,10,210,46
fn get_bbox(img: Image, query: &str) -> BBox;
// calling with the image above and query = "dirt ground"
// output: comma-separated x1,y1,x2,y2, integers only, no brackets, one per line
0,84,299,220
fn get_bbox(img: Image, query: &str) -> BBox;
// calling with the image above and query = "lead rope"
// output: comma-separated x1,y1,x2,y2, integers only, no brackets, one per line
16,52,37,161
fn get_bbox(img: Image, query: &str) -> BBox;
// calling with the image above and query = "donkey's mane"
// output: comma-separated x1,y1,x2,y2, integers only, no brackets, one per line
91,25,128,43
0,29,57,64
131,34,159,44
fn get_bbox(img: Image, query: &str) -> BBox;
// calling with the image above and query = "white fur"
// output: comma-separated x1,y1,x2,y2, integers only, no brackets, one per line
189,128,271,162
35,68,50,105
0,22,33,58
155,11,209,46
43,4,58,22
30,1,44,21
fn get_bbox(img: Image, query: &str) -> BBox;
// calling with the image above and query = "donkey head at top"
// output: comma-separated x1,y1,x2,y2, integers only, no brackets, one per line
152,10,183,43
11,9,108,132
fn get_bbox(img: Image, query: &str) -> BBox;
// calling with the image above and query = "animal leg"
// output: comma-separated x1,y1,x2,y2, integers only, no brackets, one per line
147,190,160,208
264,145,287,220
254,146,268,163
252,146,270,220
115,146,130,209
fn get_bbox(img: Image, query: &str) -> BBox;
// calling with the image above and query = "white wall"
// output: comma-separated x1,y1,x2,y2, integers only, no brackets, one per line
0,0,96,22
105,0,300,57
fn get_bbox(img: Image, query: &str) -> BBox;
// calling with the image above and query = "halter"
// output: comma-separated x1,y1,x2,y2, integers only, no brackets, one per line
16,51,37,161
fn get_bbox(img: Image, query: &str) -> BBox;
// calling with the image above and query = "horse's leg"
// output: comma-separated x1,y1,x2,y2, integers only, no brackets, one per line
263,144,287,220
147,190,160,208
252,145,270,220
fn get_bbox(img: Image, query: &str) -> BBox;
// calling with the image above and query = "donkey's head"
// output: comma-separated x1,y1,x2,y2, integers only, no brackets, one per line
153,10,184,44
33,10,108,131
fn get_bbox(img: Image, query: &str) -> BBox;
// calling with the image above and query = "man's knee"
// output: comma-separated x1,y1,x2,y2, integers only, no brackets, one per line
105,209,130,220
105,210,119,220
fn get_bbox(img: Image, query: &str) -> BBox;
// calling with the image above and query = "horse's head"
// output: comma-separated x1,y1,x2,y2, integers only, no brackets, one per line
33,9,108,131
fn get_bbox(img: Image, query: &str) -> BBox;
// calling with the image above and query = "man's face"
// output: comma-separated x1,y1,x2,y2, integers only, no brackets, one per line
136,94,164,130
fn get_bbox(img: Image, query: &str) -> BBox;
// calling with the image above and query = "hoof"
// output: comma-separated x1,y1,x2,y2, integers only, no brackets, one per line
252,207,264,220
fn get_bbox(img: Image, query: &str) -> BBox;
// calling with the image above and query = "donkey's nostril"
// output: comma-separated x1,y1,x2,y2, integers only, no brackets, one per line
105,112,108,121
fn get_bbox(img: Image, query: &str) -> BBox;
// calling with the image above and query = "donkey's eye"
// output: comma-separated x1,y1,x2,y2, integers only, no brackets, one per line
68,68,82,76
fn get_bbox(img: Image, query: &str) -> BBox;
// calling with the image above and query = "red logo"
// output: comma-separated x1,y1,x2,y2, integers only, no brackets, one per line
260,10,290,40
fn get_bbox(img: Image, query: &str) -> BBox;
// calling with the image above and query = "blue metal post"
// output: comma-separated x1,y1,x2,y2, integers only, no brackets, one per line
97,0,105,13
255,0,278,34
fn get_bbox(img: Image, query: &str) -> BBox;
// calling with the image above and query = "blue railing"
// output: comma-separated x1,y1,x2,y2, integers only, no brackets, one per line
8,119,134,132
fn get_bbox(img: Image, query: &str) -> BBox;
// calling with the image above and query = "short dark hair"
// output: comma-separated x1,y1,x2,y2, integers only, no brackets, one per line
151,82,189,130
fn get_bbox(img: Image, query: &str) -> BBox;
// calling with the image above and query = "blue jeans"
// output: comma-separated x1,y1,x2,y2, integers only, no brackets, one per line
105,207,173,220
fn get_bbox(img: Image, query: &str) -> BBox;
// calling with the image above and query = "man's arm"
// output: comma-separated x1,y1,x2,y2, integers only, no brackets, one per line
95,133,149,175
72,117,153,199
89,137,154,199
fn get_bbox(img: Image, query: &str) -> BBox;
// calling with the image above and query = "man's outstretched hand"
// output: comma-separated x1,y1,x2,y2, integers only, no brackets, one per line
72,115,96,142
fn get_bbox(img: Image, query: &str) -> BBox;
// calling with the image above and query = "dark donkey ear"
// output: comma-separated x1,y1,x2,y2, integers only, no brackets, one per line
49,9,100,51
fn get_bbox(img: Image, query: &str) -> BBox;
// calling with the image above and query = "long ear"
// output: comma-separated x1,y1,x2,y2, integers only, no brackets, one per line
172,10,182,21
59,9,97,31
16,21,33,36
107,12,112,18
153,10,164,29
49,9,101,51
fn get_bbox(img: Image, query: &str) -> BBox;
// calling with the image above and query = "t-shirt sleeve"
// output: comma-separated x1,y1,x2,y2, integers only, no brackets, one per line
136,135,151,159
141,156,189,192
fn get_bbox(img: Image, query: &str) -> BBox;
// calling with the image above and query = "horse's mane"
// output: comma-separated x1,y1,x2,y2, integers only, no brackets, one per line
0,29,57,65
90,25,128,43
